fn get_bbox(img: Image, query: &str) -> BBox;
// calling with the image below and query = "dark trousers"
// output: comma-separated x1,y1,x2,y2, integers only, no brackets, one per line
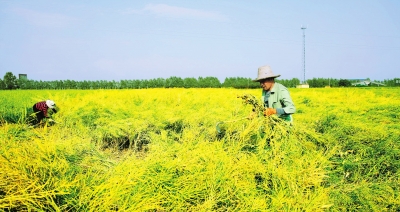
33,105,45,123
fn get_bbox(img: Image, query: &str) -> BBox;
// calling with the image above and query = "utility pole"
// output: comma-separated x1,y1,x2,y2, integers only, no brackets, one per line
301,26,307,84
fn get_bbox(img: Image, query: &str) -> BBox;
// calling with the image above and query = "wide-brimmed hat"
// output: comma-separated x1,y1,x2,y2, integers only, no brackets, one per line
252,65,281,82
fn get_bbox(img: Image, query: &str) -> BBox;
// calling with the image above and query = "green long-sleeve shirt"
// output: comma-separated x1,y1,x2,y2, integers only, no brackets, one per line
262,82,296,121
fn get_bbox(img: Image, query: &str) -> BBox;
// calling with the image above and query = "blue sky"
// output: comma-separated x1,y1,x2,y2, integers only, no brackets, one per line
1,0,399,82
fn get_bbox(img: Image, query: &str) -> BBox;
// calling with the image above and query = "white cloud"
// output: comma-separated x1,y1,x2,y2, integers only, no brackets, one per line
124,4,228,21
146,4,228,21
11,7,77,27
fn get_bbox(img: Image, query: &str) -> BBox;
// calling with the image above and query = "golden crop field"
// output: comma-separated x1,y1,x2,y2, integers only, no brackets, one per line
0,88,399,211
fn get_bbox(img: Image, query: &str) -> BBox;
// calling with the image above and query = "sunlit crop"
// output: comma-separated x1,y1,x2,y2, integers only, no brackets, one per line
0,88,399,211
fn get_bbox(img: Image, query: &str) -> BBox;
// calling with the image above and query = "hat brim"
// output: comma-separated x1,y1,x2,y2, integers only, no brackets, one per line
252,75,281,82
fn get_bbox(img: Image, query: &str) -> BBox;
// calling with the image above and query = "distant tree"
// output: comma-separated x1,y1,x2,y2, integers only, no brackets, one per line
221,77,233,88
166,76,184,88
148,78,166,88
183,77,198,88
291,78,301,87
13,76,399,90
0,78,5,89
157,78,166,87
120,80,129,89
198,76,221,88
26,80,35,89
67,79,77,89
20,79,31,89
306,78,328,88
113,80,121,89
338,79,352,87
277,78,301,88
140,79,149,89
383,78,400,87
3,72,18,89
141,79,149,88
130,80,140,89
81,80,90,89
222,77,257,88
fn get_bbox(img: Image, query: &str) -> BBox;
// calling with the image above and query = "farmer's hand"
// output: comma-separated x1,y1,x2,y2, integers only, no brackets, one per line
263,108,277,116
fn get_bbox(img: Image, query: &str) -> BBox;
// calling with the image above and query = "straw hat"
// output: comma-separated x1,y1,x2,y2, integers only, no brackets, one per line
252,65,281,82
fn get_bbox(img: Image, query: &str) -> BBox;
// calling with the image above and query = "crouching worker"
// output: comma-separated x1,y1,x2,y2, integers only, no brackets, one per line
31,100,58,126
252,65,296,123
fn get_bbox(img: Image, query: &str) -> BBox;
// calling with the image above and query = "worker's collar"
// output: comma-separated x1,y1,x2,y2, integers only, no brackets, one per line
262,90,273,96
263,84,276,94
269,83,277,93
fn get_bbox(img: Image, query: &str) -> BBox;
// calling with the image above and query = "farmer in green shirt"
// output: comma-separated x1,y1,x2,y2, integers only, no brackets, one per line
253,65,296,122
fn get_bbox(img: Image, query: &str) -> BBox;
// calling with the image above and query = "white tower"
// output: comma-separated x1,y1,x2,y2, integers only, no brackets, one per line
301,26,307,84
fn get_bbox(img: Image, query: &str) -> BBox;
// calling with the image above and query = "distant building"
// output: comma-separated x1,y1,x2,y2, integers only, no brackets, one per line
351,80,370,86
351,80,385,87
369,81,386,86
19,74,27,80
296,84,309,88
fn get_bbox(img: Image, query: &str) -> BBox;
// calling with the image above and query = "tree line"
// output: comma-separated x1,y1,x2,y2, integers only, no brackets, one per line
1,72,398,90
